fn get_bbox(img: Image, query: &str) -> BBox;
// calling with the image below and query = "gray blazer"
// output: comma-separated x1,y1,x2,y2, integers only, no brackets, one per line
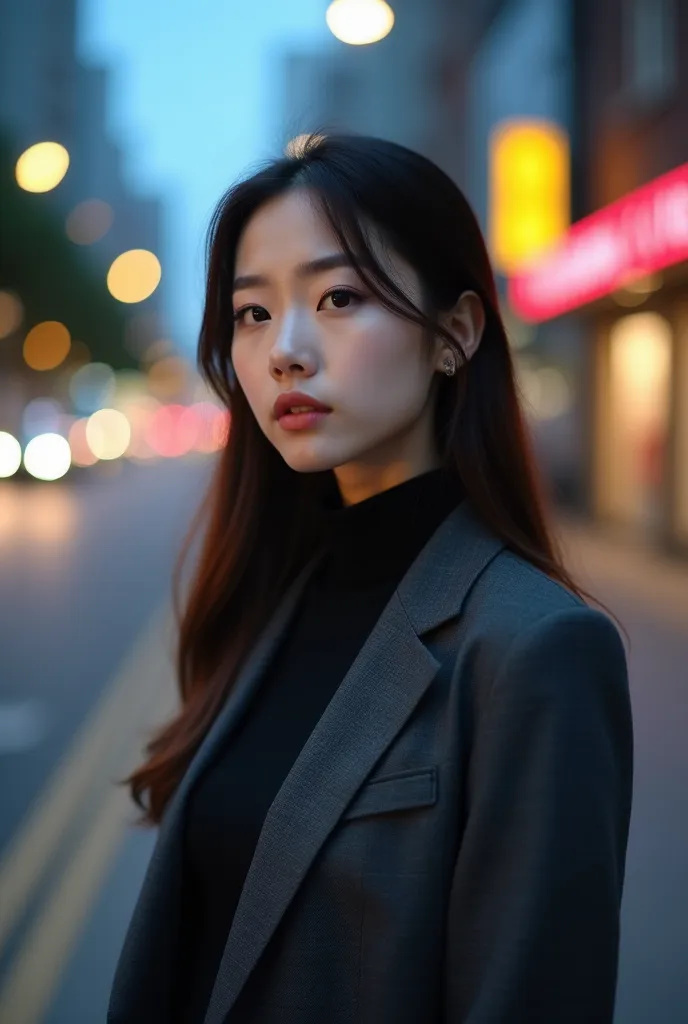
108,501,633,1024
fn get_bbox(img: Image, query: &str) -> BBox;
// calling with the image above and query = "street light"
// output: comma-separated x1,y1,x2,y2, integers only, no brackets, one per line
326,0,395,45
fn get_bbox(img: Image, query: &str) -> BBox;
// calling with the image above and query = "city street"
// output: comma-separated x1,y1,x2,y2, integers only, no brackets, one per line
0,458,686,1023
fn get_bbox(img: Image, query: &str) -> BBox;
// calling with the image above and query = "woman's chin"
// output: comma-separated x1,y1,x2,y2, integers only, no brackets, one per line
280,452,340,474
276,440,352,475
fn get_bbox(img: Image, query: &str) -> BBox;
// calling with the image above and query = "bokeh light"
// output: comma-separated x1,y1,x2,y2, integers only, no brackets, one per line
107,250,161,303
192,402,231,452
0,291,24,338
0,432,22,478
146,355,189,400
23,433,72,481
68,419,99,467
147,404,199,457
326,0,395,45
23,321,71,371
85,409,132,460
23,398,64,440
518,363,573,421
121,397,160,460
112,369,148,408
15,142,70,193
69,362,116,414
66,199,114,244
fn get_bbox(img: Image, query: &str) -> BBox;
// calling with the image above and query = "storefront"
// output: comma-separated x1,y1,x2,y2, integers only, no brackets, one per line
508,162,688,553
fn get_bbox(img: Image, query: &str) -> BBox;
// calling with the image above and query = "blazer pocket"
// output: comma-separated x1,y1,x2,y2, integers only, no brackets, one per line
342,766,438,822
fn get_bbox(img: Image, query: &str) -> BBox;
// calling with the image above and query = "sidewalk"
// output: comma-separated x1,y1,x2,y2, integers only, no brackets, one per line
555,514,688,1024
556,513,688,631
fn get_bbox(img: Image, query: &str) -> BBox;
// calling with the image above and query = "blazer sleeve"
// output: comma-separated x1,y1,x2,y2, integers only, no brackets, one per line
444,605,634,1024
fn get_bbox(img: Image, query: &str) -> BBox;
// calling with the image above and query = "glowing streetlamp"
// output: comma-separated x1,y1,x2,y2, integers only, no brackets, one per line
16,142,70,193
326,0,395,45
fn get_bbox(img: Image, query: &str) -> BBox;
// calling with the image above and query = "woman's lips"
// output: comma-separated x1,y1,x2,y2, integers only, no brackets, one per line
277,409,331,431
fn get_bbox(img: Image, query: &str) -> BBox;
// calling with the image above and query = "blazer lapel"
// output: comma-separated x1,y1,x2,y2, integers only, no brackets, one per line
109,556,323,1021
158,554,323,845
203,499,505,1024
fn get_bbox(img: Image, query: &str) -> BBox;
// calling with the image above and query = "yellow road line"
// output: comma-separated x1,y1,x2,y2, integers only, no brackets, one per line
0,653,176,1023
0,784,132,1024
0,602,175,956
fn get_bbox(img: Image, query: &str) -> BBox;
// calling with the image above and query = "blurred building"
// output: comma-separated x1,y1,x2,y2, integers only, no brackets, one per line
0,0,169,437
573,0,687,554
505,0,688,554
449,0,583,509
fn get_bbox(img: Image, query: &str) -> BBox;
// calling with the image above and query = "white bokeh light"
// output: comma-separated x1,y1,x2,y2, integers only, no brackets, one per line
23,433,72,481
0,432,23,478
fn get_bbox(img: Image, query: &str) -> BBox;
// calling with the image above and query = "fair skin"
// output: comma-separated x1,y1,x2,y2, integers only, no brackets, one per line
231,189,485,505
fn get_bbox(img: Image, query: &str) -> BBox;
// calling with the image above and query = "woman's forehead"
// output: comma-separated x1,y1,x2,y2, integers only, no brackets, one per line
235,190,337,268
234,189,419,297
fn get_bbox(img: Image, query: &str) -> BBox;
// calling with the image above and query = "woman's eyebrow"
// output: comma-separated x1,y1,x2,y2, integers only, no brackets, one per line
232,253,354,293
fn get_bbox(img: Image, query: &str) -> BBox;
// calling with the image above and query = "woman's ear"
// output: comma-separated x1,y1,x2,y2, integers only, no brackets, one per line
434,290,486,370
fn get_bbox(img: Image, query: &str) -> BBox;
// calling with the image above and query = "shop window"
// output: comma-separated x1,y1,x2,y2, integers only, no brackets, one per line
603,311,672,532
673,306,688,545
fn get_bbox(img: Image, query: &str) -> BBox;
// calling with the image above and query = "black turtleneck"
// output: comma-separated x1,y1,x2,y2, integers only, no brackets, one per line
174,468,465,1022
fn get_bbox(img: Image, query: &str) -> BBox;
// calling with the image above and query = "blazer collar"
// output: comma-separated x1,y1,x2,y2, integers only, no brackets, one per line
398,499,508,634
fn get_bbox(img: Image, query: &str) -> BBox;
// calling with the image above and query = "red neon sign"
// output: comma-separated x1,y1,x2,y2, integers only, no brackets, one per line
508,162,688,322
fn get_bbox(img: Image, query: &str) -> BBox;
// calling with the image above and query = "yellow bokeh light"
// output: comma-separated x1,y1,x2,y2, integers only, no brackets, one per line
23,433,71,481
326,0,395,45
23,321,71,371
107,250,161,303
66,199,114,245
489,119,570,274
16,142,70,193
0,432,23,478
85,409,131,460
0,291,24,339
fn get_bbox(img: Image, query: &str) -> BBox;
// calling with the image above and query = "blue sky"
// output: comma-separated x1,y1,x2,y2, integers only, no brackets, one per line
79,0,332,352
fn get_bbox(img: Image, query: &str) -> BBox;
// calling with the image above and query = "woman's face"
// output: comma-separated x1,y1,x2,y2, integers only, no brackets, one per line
230,189,446,503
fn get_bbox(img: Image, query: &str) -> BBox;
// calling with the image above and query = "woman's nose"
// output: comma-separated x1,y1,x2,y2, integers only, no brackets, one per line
268,314,318,380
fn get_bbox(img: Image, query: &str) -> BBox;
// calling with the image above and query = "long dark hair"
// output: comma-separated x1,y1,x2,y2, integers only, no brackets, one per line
128,132,601,824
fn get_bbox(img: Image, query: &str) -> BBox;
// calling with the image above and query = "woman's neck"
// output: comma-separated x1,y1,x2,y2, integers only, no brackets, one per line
332,452,442,507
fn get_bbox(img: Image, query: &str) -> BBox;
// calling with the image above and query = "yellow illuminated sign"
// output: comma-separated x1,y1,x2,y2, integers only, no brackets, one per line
489,120,570,275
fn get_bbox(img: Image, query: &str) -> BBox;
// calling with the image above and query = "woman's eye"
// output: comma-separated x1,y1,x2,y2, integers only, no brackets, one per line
233,305,270,326
319,288,360,311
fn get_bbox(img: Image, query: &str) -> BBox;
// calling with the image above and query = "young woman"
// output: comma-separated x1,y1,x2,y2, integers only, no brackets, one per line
108,133,634,1024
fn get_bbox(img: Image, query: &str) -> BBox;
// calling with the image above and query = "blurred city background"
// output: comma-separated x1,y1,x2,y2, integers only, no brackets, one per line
0,0,686,1021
